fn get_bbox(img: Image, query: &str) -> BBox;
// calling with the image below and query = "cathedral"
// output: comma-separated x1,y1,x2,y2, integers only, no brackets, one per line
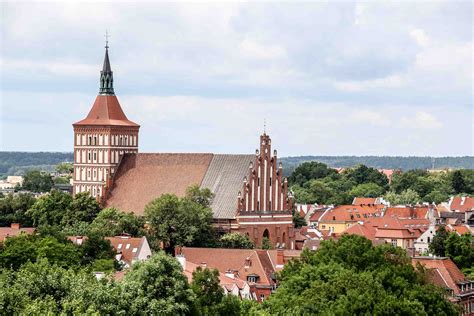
73,45,295,249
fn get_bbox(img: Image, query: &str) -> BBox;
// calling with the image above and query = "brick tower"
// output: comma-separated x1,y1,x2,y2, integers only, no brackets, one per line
72,43,139,201
236,133,295,249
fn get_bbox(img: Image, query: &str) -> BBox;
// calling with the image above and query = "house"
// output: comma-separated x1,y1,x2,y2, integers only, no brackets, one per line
413,257,474,315
0,223,35,243
177,247,301,302
179,257,252,300
446,224,473,236
317,204,384,234
69,235,152,268
0,176,23,193
308,207,330,226
383,206,436,220
413,224,437,254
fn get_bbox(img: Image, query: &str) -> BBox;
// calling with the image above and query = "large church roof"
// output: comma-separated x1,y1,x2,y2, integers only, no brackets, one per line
73,95,139,127
104,153,254,219
200,154,254,219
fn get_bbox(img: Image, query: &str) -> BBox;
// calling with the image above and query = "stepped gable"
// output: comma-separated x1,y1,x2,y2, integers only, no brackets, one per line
200,154,254,219
73,95,139,127
105,153,213,215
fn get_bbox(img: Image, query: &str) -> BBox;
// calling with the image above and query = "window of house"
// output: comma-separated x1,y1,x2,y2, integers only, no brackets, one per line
117,244,122,249
322,225,326,229
332,216,336,220
427,237,431,243
260,294,265,301
248,276,257,283
125,244,130,249
391,239,397,247
132,248,138,253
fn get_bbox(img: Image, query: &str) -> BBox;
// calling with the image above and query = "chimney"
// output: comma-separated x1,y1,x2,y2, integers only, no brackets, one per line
244,257,251,269
276,249,284,267
10,223,20,230
176,254,186,271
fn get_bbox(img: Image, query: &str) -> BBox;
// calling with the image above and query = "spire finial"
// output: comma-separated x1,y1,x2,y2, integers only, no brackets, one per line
104,30,110,49
264,118,266,135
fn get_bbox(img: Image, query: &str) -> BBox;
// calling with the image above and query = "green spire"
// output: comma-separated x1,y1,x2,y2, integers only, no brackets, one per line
99,41,114,95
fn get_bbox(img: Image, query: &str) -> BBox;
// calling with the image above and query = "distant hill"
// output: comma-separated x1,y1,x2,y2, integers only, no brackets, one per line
0,152,473,178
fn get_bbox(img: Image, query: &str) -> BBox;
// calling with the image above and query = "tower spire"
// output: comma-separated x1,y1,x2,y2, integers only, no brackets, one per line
99,31,114,95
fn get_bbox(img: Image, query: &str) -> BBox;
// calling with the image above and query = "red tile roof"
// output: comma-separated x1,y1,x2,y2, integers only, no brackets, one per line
412,257,467,295
0,224,35,243
384,206,431,219
352,197,378,205
342,222,376,240
449,196,474,212
309,210,326,222
319,205,384,222
447,224,472,236
73,95,139,127
105,236,147,265
105,153,213,215
183,261,247,290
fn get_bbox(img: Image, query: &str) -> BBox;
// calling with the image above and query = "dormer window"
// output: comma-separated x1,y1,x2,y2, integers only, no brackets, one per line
247,274,259,283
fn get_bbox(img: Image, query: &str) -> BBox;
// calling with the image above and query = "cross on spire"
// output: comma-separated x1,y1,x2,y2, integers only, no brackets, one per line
104,30,110,49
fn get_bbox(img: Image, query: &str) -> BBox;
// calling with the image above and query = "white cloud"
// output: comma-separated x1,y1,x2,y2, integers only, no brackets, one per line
399,111,443,129
410,29,430,47
239,38,287,60
333,75,404,92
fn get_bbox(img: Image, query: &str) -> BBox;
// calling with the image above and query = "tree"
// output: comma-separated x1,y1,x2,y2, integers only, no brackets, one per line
145,191,215,253
185,185,214,208
344,164,389,188
120,252,195,315
27,190,72,226
191,266,224,315
292,211,306,228
288,161,337,186
89,207,145,237
445,233,473,270
55,162,73,175
80,233,116,266
21,170,54,193
451,170,466,194
0,193,36,226
429,225,448,256
384,189,420,205
257,235,459,315
349,183,385,198
219,232,255,249
261,237,272,250
63,192,101,226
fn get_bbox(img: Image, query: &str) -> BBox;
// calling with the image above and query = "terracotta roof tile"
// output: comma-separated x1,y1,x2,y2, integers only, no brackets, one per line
352,197,378,205
0,226,35,243
105,153,213,215
106,236,147,265
449,196,474,212
319,205,384,222
384,206,431,219
73,95,139,127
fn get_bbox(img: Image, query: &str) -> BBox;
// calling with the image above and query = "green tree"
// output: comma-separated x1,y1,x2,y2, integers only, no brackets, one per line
145,191,215,253
429,225,448,256
451,170,466,194
120,252,195,315
55,162,73,175
349,182,385,198
27,190,72,226
288,161,337,186
0,193,36,226
63,192,101,226
261,237,272,250
89,207,145,237
345,164,389,188
384,189,420,205
185,185,214,208
191,266,224,315
257,235,459,315
80,233,115,266
292,211,306,228
22,170,54,193
219,232,255,249
445,233,473,270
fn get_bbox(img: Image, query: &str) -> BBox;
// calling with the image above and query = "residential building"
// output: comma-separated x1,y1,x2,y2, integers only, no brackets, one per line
317,204,384,234
448,196,474,213
177,247,301,302
413,257,474,315
352,197,388,206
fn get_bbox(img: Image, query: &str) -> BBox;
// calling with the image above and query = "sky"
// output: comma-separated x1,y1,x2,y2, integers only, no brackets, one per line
0,1,473,156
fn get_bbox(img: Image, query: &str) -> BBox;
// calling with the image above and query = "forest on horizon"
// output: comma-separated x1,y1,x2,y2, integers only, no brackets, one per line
0,151,473,178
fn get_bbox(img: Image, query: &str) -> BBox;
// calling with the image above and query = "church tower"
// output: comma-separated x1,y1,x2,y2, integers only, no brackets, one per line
72,43,139,201
236,133,295,249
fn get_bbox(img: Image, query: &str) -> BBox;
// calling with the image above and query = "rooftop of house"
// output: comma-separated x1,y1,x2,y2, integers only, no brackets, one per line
352,197,379,205
449,196,474,212
383,206,434,219
0,223,35,243
412,257,469,296
319,204,384,222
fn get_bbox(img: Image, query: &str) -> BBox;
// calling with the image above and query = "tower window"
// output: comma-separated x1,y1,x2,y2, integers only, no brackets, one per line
88,136,92,145
88,152,91,161
94,136,97,145
93,152,97,161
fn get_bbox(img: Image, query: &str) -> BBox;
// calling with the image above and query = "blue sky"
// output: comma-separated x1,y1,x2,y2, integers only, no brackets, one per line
1,1,472,156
